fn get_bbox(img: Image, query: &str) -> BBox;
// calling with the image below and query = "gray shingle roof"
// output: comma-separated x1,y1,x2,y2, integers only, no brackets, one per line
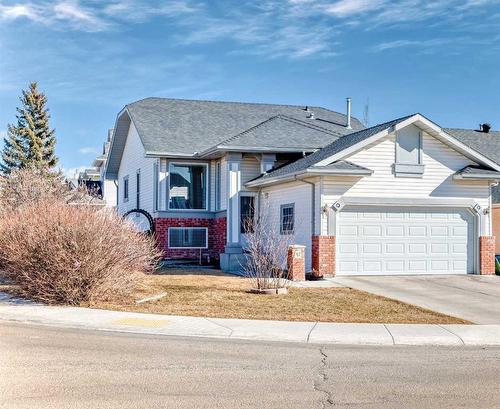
200,115,347,155
249,114,413,184
444,128,500,166
311,160,372,173
127,97,365,155
455,165,500,179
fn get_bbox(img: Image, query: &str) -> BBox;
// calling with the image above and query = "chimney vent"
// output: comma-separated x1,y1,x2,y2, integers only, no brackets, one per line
480,123,491,133
346,97,352,129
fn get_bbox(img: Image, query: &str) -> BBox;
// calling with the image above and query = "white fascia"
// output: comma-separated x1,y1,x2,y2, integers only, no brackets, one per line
314,114,500,172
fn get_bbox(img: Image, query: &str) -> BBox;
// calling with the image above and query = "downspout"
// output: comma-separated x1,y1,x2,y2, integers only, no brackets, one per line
113,179,118,211
295,176,316,236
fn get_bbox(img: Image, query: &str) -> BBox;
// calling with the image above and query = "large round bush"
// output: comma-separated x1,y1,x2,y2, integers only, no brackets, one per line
0,200,160,304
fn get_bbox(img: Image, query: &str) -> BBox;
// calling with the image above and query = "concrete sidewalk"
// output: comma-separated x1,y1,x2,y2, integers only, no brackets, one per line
2,299,500,346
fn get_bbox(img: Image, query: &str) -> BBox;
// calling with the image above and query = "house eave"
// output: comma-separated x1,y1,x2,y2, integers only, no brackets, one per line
197,145,318,159
245,167,371,188
453,174,500,181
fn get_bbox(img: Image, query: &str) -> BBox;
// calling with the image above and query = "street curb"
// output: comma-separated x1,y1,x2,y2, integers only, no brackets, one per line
2,303,500,346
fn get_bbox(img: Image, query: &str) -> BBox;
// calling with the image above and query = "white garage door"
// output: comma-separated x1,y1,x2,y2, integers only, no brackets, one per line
337,206,475,275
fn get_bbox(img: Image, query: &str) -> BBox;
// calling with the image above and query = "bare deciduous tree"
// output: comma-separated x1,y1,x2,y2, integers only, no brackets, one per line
242,201,295,292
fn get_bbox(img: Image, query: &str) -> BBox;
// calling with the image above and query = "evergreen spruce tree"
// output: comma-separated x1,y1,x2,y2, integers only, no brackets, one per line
1,82,58,174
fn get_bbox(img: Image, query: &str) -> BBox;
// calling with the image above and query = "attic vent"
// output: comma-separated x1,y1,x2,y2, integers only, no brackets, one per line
479,123,491,133
307,111,315,120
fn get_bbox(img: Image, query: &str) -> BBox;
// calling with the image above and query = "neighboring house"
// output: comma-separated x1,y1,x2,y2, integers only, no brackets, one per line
77,167,102,197
91,129,117,207
105,97,500,276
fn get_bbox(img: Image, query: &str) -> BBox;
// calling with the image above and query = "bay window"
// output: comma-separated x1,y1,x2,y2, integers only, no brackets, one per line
169,163,208,210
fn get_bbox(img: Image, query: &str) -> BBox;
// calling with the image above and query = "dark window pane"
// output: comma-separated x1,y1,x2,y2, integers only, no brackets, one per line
169,228,207,248
169,164,207,210
240,196,255,233
280,204,294,234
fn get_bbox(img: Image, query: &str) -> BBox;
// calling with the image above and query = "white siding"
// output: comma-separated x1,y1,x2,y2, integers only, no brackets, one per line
117,122,155,216
102,179,117,207
241,155,261,191
321,131,491,233
262,181,313,271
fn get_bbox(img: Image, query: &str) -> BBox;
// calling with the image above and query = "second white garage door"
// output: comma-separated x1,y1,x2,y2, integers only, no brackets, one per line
336,206,475,275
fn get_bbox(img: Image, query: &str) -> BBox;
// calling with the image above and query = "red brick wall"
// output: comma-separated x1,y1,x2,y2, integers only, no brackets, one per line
155,217,227,262
287,246,305,281
480,236,496,275
311,236,335,277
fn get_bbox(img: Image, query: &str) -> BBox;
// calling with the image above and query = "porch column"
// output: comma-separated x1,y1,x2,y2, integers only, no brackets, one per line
221,154,247,272
225,153,242,250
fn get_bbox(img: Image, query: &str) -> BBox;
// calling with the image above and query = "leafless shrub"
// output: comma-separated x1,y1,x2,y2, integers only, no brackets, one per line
242,201,294,291
0,200,161,305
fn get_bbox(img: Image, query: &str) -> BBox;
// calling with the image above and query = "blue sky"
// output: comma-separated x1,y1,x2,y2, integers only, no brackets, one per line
1,0,500,176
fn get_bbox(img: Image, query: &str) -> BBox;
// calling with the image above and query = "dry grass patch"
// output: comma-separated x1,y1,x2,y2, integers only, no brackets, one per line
91,270,469,324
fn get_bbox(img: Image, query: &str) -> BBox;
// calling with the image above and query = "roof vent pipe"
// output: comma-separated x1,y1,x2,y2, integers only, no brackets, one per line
346,97,352,129
480,123,491,133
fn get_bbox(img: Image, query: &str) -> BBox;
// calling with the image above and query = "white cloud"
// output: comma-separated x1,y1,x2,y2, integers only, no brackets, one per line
325,0,386,17
60,165,87,179
0,3,42,21
53,1,108,31
78,146,99,154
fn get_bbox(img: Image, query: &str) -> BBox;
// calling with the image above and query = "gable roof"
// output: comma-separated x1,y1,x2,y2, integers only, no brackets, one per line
247,114,500,187
127,97,364,155
198,114,348,157
247,115,412,186
106,97,364,178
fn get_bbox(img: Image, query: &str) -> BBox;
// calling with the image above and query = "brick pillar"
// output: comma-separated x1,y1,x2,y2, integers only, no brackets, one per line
287,245,306,281
311,236,336,277
480,236,496,275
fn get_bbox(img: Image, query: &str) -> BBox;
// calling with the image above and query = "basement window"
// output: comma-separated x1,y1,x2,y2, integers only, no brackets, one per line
168,227,208,249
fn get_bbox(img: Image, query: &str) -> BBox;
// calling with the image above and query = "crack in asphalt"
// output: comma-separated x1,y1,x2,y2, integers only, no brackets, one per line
313,347,334,408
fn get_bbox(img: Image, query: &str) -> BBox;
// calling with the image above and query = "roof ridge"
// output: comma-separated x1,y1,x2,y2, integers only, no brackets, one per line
277,115,345,137
216,116,282,147
127,96,361,121
214,114,343,149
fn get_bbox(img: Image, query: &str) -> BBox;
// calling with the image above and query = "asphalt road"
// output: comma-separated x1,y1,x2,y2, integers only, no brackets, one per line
1,322,500,409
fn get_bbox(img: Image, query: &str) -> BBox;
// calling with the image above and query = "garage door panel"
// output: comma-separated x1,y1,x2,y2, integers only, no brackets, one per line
337,206,474,275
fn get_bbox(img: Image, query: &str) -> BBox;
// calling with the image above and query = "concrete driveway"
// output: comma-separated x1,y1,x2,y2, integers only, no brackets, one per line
333,275,500,324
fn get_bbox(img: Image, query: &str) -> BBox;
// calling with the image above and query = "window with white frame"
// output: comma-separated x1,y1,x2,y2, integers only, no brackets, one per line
168,227,208,248
280,203,294,235
168,163,208,210
240,196,255,233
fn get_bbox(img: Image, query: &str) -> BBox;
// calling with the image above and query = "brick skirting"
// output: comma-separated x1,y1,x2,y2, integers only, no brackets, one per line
311,235,336,277
155,217,227,262
479,236,496,275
